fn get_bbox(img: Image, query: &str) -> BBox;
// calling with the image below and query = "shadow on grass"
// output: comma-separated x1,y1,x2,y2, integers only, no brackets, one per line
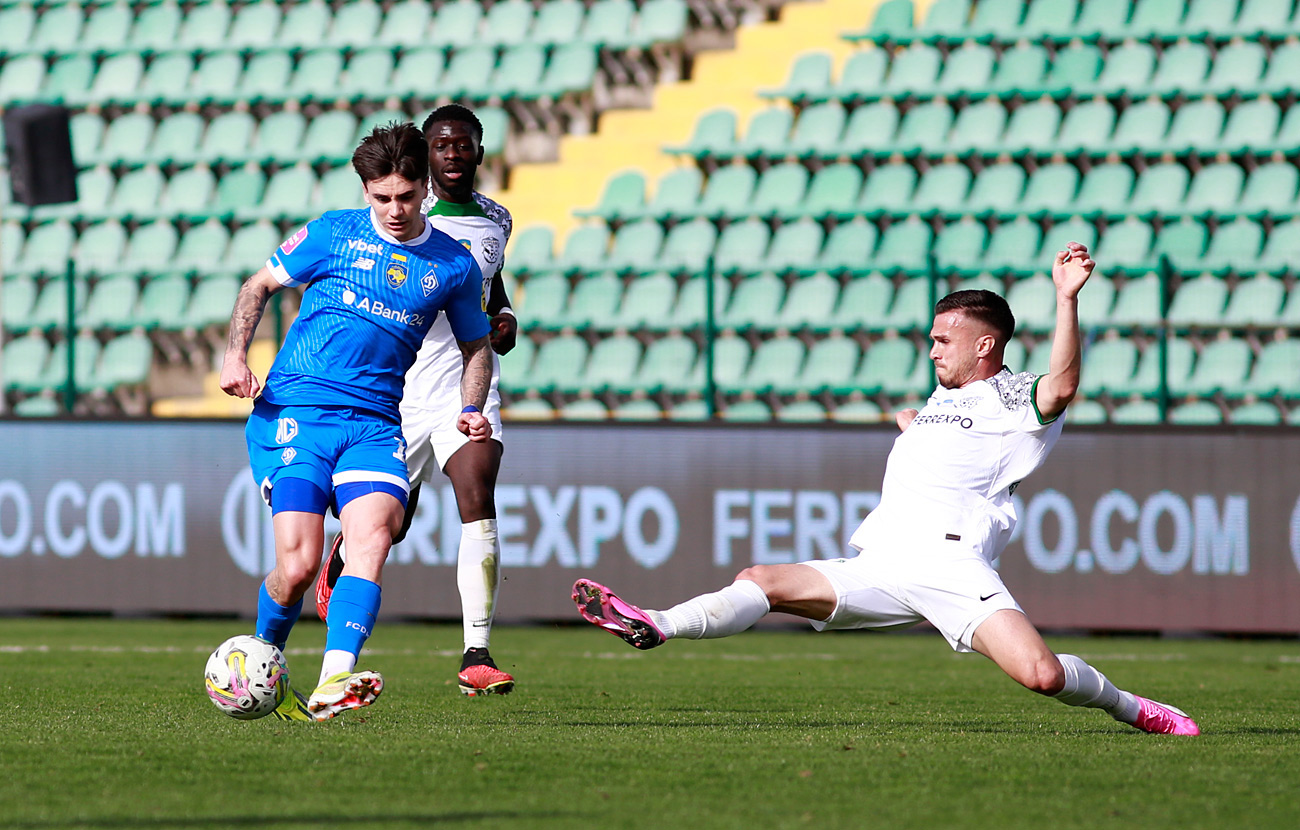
4,812,568,829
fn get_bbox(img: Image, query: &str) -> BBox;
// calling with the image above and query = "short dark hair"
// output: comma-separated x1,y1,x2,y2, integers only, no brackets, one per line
421,104,483,143
934,289,1016,343
352,121,428,184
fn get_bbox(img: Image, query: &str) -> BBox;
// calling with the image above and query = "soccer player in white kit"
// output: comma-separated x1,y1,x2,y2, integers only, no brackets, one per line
317,105,518,696
573,242,1200,736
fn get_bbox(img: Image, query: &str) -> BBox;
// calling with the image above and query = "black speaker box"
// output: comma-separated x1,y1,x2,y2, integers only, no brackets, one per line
4,104,78,207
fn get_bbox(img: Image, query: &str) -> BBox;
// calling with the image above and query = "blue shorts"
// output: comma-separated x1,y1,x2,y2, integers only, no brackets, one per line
246,399,410,516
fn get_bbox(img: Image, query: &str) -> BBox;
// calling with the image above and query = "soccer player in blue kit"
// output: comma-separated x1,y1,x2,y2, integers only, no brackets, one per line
220,123,493,721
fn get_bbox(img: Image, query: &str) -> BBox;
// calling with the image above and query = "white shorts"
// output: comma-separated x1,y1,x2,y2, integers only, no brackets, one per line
401,384,504,483
802,550,1022,653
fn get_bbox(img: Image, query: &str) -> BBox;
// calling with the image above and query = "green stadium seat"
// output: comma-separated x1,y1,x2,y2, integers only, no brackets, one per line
239,49,295,104
136,52,194,108
1141,41,1210,99
172,220,231,277
1017,0,1081,41
763,220,825,275
181,274,241,330
718,271,785,330
376,0,431,46
95,112,154,166
787,102,847,159
1072,161,1134,219
90,332,154,395
338,47,397,100
1039,217,1098,264
73,220,129,277
29,2,84,54
604,219,664,274
246,110,308,164
579,0,635,49
1007,274,1059,333
1228,401,1282,425
490,44,548,99
1110,397,1162,424
636,0,689,47
761,51,833,102
836,100,901,157
717,397,771,422
657,218,717,275
1066,398,1109,424
532,42,598,98
1052,98,1115,156
13,220,75,278
1182,334,1249,400
1167,273,1228,327
729,108,794,161
665,273,729,329
632,333,697,392
1106,97,1170,156
935,43,996,99
531,0,584,44
1161,97,1225,155
817,49,888,105
856,163,918,218
35,334,100,395
300,110,358,165
285,49,345,105
1150,218,1209,273
1,275,38,334
880,276,934,332
987,42,1049,97
1233,0,1295,38
177,0,232,49
326,0,382,46
566,272,626,330
1,222,22,275
28,273,88,332
225,0,282,49
1127,161,1189,219
785,334,859,393
0,4,35,54
1236,159,1296,221
610,397,661,421
965,162,1025,219
932,219,988,275
1200,218,1264,275
1203,40,1267,98
515,272,569,329
1168,399,1222,425
1243,336,1300,397
743,162,809,220
85,52,144,108
610,271,677,330
554,224,610,276
827,271,893,332
574,170,645,222
832,395,885,422
1025,338,1053,375
1079,331,1139,395
776,272,840,331
1173,161,1244,219
997,97,1062,155
27,166,110,222
713,220,771,275
981,217,1042,275
278,0,334,49
846,0,915,44
1107,272,1161,327
1123,0,1186,40
775,399,829,422
1257,42,1300,98
738,336,807,393
688,165,757,221
109,165,166,221
42,54,95,107
789,163,862,221
0,54,46,104
583,333,642,392
1095,217,1153,273
223,221,281,275
81,274,140,332
212,164,268,220
508,225,555,277
1040,43,1103,97
852,334,917,394
147,111,205,166
1222,273,1285,327
881,43,943,98
115,219,179,278
2,334,51,394
1178,0,1240,40
200,110,256,164
966,0,1025,42
910,0,972,44
665,108,734,158
1077,276,1120,332
888,99,954,156
1264,101,1300,157
241,164,316,223
946,98,1007,155
1020,161,1080,219
812,224,876,281
1086,41,1155,98
872,218,932,275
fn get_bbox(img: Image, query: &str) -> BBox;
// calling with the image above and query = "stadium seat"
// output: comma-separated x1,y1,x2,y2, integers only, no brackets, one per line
226,0,282,49
515,272,570,330
223,221,281,275
239,49,295,104
934,42,996,99
665,108,735,159
1161,97,1225,156
665,273,729,329
1106,97,1171,156
74,220,129,277
719,271,785,330
656,219,718,276
1072,161,1134,219
707,333,753,392
744,162,809,221
688,165,757,221
763,221,825,275
776,272,840,331
1183,333,1252,397
887,99,954,156
966,0,1026,42
2,334,50,394
0,4,35,55
987,43,1049,97
242,164,316,223
575,170,646,222
610,396,661,421
42,55,95,107
86,53,145,109
1020,161,1080,218
931,220,986,276
832,394,885,422
1053,98,1114,156
172,220,231,277
13,220,75,278
787,102,847,159
631,333,697,392
945,98,1007,155
128,0,181,51
872,218,933,275
1203,40,1267,98
1258,41,1300,98
1095,218,1154,274
828,272,894,332
1200,218,1264,275
856,163,918,218
188,51,243,106
1067,398,1109,424
1127,161,1189,219
1221,272,1285,327
1233,0,1296,38
582,333,643,392
81,275,140,332
1087,41,1155,98
325,0,382,45
247,110,308,164
981,218,1042,275
34,335,101,395
816,49,888,104
181,274,242,331
115,220,179,278
1168,399,1223,425
719,397,773,422
277,0,336,49
148,111,205,166
1121,336,1195,396
106,165,165,221
28,275,88,333
1258,217,1300,273
997,97,1062,155
339,47,397,100
1017,0,1081,41
1109,397,1162,424
579,0,635,50
836,100,901,157
965,162,1026,218
1228,401,1283,425
846,0,915,44
1007,274,1059,333
816,220,879,276
1142,41,1211,99
730,108,794,161
1237,159,1298,218
0,54,46,104
136,52,195,108
1123,0,1187,40
761,51,833,103
1177,161,1244,219
1040,43,1103,97
609,271,677,330
776,399,829,422
738,336,807,393
605,218,665,274
1151,219,1210,274
552,224,610,275
784,334,860,394
1243,336,1300,397
880,276,934,332
713,220,771,275
790,164,862,221
1079,331,1139,395
1,275,38,334
29,2,84,54
909,162,972,218
851,334,918,395
1179,0,1241,39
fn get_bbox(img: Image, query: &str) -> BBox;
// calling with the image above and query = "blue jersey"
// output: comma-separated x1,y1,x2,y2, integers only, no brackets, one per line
261,208,489,418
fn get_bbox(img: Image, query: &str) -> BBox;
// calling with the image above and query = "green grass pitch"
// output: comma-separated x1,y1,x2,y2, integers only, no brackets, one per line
2,617,1298,830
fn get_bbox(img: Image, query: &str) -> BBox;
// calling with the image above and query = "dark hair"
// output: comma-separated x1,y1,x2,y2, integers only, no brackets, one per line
421,104,483,143
351,121,428,184
934,289,1016,343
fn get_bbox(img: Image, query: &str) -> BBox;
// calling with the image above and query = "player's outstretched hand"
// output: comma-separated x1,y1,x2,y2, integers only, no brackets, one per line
1052,241,1095,301
895,408,918,432
458,410,492,442
219,354,261,399
490,313,518,355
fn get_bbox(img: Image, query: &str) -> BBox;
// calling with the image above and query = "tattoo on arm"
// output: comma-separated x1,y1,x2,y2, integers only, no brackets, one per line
458,335,492,411
227,277,272,356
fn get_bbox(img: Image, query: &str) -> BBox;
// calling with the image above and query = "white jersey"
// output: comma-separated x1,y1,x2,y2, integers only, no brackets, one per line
403,191,512,411
850,369,1065,563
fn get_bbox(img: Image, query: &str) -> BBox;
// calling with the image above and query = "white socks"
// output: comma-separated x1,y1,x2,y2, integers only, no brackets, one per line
319,649,357,686
651,579,771,640
458,519,500,651
1054,653,1142,724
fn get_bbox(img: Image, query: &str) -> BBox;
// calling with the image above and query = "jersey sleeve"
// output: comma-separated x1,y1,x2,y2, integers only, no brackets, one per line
444,256,492,343
266,216,333,287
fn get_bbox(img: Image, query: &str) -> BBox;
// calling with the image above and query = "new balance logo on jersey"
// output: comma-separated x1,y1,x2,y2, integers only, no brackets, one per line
352,257,375,271
347,238,384,255
275,417,299,443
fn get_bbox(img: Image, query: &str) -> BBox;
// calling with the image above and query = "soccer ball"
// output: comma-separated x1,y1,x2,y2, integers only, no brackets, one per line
204,635,289,720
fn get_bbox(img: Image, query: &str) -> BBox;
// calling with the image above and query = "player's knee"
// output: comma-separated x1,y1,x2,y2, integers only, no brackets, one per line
275,554,318,596
1020,656,1066,696
733,567,778,601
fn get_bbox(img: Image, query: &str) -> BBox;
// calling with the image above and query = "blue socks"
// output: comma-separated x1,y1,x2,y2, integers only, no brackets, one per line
325,575,382,657
255,582,302,652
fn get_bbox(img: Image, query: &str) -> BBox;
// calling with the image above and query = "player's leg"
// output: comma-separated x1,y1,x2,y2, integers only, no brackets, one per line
573,563,836,649
971,610,1199,735
313,482,422,622
258,507,326,650
443,438,513,695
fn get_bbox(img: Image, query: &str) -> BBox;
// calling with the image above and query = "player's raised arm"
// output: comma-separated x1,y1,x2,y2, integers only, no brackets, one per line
1034,241,1095,421
219,267,283,399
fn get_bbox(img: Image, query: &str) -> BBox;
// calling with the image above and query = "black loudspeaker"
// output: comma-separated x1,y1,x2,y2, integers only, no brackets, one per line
4,104,78,207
